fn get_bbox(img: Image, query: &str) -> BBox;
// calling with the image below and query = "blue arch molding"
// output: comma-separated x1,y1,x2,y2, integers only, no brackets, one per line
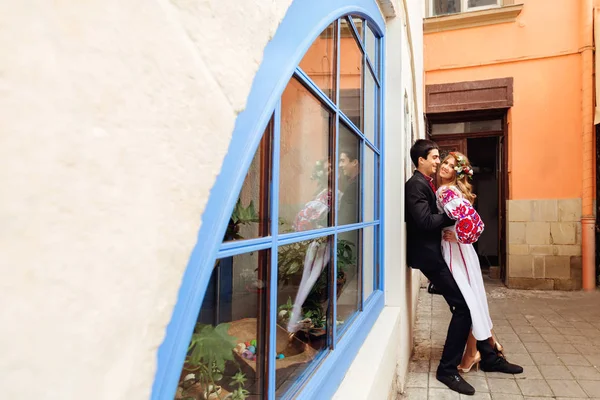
151,1,386,399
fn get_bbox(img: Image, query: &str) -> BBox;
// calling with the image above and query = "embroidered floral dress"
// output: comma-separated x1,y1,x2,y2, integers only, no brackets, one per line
437,185,493,341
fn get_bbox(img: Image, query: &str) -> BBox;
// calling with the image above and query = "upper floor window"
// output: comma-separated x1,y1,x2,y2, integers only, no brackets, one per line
431,0,501,17
172,14,383,400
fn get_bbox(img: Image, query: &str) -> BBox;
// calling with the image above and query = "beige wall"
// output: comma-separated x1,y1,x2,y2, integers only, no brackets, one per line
507,199,583,290
0,1,292,399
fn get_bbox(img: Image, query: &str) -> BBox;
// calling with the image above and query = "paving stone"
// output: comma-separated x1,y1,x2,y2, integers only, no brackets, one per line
557,353,591,366
523,342,552,353
516,379,553,397
514,365,543,380
578,379,600,397
530,352,564,366
487,378,521,395
398,387,427,400
517,333,545,343
408,360,430,373
546,380,587,398
460,393,491,400
404,286,600,400
429,387,460,400
567,365,600,380
534,326,560,335
549,343,578,354
540,333,569,344
406,372,428,388
539,364,572,380
490,395,524,400
463,376,488,392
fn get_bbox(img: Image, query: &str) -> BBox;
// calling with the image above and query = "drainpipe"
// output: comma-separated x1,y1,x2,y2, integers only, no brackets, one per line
581,0,596,291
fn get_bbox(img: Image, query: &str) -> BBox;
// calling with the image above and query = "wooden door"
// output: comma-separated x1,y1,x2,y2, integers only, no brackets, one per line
434,138,467,159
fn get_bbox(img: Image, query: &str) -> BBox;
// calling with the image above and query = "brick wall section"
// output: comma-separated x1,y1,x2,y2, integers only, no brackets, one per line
506,199,582,290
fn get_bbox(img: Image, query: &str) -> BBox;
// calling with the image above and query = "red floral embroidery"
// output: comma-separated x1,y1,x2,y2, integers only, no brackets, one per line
438,186,484,244
292,189,332,232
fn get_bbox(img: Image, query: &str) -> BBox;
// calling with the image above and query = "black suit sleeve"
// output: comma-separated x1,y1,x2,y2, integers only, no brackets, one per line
406,180,454,231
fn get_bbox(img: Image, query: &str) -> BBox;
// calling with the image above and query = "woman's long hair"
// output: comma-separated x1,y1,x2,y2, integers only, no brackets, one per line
440,152,477,205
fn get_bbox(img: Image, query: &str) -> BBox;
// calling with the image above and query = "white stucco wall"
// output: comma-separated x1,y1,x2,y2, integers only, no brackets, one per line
0,1,292,399
1,0,423,399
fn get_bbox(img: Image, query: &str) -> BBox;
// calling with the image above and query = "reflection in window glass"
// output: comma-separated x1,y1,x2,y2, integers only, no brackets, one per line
363,226,375,300
468,0,498,7
364,69,376,145
433,0,461,16
364,147,375,222
338,124,361,226
224,124,271,243
365,26,377,73
280,78,333,234
299,22,336,101
336,229,361,333
431,119,502,135
276,238,331,398
177,252,268,400
351,16,363,41
339,18,363,130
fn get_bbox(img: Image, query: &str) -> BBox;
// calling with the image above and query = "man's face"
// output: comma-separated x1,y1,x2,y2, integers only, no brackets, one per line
419,149,440,177
339,153,359,178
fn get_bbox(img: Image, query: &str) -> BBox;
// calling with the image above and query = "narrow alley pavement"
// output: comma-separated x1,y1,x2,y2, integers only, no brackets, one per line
401,279,600,400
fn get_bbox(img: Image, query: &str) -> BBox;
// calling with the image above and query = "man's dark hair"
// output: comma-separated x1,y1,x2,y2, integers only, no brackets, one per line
341,146,359,162
410,139,438,167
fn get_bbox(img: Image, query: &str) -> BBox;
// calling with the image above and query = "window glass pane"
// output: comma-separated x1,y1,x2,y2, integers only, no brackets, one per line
365,26,377,75
364,147,375,222
299,22,336,101
336,229,360,333
338,124,361,226
351,16,364,42
276,238,331,397
364,69,376,145
339,18,363,130
468,0,498,7
178,251,268,400
433,0,461,16
363,225,375,299
280,78,333,233
431,119,502,135
224,123,271,243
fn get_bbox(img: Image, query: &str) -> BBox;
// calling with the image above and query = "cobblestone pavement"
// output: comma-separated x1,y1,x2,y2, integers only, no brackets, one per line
400,279,600,400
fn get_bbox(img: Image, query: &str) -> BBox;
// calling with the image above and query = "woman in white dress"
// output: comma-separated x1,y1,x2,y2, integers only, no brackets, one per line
436,152,521,374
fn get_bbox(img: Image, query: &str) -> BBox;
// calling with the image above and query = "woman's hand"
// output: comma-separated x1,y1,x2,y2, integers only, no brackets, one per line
443,230,458,242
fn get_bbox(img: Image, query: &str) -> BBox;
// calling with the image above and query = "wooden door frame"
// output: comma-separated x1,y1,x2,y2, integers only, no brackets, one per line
427,111,509,280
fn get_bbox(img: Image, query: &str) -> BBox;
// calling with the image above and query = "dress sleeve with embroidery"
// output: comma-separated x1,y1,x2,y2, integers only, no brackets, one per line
437,186,484,244
293,189,332,232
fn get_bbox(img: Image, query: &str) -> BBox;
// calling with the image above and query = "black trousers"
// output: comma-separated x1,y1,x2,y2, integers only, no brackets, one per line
419,259,472,376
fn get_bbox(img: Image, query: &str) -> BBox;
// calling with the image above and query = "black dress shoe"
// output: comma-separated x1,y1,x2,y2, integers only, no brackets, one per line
436,373,475,395
480,357,524,374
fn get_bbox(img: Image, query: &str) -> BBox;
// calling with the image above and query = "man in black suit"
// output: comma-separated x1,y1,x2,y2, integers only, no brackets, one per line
405,139,475,395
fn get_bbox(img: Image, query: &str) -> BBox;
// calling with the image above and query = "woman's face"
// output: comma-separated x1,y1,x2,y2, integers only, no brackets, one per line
439,156,456,181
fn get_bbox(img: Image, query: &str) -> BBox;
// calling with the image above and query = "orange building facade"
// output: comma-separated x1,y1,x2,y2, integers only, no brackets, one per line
423,0,597,290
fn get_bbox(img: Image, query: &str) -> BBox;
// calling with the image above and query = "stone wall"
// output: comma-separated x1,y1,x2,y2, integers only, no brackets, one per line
507,199,582,290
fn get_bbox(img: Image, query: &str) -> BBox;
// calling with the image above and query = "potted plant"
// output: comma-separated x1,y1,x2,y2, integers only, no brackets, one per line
180,322,249,400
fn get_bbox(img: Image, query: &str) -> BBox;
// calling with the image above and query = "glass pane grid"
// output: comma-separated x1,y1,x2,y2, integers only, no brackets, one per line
294,68,337,113
185,13,383,400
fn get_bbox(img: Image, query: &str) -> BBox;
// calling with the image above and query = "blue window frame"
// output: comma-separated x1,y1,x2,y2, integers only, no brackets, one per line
152,1,385,400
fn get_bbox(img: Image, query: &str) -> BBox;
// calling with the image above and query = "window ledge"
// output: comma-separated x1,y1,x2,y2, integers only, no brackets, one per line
424,4,524,34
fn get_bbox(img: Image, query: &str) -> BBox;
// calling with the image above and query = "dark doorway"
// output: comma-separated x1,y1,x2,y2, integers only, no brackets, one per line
467,137,500,273
427,112,508,281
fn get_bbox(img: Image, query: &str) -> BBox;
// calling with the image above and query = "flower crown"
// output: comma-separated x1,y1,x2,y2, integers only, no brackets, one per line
449,152,474,180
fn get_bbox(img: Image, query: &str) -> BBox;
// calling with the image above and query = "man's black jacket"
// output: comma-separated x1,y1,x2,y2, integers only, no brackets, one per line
405,170,454,269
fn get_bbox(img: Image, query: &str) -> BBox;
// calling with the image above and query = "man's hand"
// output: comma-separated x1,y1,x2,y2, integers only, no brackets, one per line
443,230,458,243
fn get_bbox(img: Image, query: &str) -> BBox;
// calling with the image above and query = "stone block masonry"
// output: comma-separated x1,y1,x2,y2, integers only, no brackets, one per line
506,199,582,290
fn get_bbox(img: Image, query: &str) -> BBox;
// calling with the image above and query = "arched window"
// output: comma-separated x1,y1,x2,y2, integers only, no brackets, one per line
154,3,385,399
